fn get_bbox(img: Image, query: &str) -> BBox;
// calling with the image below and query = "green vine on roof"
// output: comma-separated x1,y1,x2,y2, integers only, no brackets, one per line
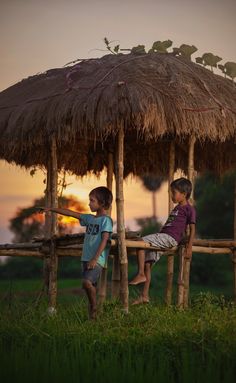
103,37,236,82
195,53,222,72
218,62,236,81
148,40,173,53
172,44,198,60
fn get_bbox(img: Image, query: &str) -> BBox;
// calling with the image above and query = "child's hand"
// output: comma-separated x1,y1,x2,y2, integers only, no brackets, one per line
185,245,192,259
87,259,97,269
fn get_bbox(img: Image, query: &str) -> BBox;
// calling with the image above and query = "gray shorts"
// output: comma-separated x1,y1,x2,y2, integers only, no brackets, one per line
142,233,178,264
82,261,103,286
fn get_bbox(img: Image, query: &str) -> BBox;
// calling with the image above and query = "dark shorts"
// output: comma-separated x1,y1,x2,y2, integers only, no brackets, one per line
82,261,103,286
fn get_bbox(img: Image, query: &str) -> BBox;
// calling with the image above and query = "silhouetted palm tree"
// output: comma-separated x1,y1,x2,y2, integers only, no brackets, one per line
141,175,166,220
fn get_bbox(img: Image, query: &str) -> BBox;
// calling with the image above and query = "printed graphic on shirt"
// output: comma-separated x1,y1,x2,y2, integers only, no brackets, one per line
86,224,100,235
165,210,178,226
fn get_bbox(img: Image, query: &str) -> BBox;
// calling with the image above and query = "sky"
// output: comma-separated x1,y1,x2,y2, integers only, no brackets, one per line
0,0,235,243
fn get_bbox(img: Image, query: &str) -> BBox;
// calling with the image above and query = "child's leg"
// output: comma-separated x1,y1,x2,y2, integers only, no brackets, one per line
142,262,152,300
129,249,147,285
82,279,97,319
132,262,152,305
81,261,103,319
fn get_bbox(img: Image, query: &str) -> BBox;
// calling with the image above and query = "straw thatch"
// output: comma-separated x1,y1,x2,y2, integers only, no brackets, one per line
0,52,235,175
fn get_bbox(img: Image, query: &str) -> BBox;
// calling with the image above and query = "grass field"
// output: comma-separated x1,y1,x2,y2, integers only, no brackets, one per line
0,253,235,383
0,278,236,383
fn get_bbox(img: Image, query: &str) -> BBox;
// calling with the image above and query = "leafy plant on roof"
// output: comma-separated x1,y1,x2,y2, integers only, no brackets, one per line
104,37,120,54
148,40,173,53
195,53,222,72
131,45,146,54
218,62,236,82
103,37,235,81
172,44,198,60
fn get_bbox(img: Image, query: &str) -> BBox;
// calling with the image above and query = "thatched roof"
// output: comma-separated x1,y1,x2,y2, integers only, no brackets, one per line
0,52,235,176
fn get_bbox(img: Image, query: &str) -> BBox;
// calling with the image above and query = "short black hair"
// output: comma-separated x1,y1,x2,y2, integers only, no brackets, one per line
170,177,192,200
89,187,113,209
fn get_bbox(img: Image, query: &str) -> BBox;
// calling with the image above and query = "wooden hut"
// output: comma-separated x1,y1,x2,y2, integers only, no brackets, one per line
0,52,236,311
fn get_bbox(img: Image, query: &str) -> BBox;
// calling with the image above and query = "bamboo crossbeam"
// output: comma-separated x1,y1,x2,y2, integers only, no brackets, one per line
0,242,233,257
2,237,235,250
0,249,43,257
191,246,232,254
193,239,236,248
0,243,41,250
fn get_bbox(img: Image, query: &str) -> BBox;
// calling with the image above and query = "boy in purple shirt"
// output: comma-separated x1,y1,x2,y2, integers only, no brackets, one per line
129,177,196,304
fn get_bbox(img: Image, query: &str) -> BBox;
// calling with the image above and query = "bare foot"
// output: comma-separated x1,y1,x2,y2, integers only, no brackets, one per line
131,296,150,305
129,274,147,285
88,305,97,320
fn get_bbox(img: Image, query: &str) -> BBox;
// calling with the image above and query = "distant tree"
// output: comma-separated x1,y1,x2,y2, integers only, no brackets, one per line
135,216,162,237
141,175,166,221
191,173,236,289
194,172,236,239
9,195,87,243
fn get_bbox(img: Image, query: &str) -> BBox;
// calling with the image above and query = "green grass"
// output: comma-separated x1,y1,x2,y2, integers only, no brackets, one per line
0,256,235,382
0,293,236,383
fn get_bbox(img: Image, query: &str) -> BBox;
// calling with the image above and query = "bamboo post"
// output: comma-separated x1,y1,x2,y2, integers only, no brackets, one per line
109,147,121,299
177,245,185,308
233,179,236,303
183,136,196,308
48,135,58,313
98,148,114,305
165,140,175,305
111,252,121,298
115,126,129,312
43,162,52,295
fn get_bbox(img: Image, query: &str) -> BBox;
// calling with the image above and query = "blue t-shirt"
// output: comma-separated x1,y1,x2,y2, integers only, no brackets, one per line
79,214,113,267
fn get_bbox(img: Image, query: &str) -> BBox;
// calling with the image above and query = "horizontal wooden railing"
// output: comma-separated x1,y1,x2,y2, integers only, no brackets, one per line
0,233,236,307
0,234,235,257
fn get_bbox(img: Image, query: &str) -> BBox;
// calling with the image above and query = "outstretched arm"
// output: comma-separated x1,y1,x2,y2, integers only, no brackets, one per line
38,207,81,220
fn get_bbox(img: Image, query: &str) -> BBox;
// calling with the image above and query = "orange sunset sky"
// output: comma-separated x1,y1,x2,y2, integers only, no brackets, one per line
0,0,235,243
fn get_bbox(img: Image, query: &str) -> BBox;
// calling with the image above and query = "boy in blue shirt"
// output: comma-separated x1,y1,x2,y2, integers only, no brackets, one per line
40,187,113,319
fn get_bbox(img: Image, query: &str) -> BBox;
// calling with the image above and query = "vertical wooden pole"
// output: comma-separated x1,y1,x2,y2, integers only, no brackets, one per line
48,135,58,313
115,126,129,312
111,251,121,298
233,179,236,303
187,137,196,204
98,149,114,305
109,147,121,299
109,146,121,298
43,164,52,295
183,136,195,308
177,245,185,308
165,140,175,305
107,150,114,212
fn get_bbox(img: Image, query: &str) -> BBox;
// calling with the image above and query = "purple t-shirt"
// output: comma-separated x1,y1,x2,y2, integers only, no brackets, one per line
160,203,196,243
